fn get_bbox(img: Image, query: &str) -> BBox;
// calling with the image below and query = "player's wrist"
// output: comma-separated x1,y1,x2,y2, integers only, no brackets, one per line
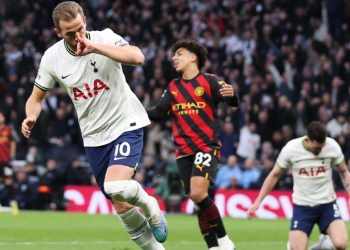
26,114,37,122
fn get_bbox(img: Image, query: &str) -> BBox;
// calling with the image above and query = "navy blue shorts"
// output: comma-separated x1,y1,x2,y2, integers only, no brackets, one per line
290,200,342,236
85,128,144,199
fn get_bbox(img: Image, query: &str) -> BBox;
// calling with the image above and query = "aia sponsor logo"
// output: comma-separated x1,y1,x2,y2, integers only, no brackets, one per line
72,79,110,101
298,166,326,176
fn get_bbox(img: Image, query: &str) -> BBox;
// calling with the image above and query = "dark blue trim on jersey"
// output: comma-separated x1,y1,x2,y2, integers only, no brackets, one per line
34,82,49,91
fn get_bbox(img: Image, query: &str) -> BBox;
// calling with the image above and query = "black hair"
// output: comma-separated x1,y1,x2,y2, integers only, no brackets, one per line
171,40,208,69
306,121,327,143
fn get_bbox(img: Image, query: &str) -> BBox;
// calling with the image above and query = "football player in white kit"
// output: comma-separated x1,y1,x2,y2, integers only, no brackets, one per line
21,1,167,249
247,121,350,250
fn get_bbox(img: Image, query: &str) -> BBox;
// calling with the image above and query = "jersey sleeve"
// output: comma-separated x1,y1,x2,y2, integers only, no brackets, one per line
147,87,172,121
209,74,239,107
331,139,345,165
34,52,56,91
101,28,129,47
276,143,291,169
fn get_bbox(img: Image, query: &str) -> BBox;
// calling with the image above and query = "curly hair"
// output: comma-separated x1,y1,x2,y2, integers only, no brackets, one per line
172,40,208,70
307,121,327,143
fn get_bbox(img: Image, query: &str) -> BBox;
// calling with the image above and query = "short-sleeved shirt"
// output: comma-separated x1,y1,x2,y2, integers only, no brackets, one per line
276,136,344,206
147,73,239,158
34,29,150,146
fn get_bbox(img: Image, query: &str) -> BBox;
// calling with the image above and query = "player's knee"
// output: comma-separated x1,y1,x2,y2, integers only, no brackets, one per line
188,190,206,203
104,180,138,202
332,237,348,250
112,200,134,214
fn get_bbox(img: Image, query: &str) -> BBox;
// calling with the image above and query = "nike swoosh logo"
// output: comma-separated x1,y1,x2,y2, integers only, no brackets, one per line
114,156,127,160
61,74,71,79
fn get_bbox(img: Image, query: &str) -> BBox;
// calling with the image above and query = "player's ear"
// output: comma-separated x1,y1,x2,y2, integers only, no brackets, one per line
55,28,62,38
191,53,197,64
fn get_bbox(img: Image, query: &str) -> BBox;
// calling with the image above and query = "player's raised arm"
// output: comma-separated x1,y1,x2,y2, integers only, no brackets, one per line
21,86,47,138
75,33,144,65
247,164,283,218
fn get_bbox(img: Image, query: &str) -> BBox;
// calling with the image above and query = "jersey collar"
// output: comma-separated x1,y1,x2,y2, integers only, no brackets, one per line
64,32,91,56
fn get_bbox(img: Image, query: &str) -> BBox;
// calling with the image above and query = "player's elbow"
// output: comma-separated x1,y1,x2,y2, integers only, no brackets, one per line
133,53,145,65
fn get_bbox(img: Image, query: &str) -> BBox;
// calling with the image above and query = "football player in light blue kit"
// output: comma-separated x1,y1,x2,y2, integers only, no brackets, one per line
247,121,350,250
21,2,167,249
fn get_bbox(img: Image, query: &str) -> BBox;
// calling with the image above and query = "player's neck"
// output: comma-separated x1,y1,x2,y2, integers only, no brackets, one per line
182,67,199,80
66,42,77,54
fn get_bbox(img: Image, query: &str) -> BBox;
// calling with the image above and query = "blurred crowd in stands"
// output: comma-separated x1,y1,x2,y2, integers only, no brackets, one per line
1,0,350,211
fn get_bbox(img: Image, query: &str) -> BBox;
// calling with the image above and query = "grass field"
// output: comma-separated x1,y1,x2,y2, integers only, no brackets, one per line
0,211,348,250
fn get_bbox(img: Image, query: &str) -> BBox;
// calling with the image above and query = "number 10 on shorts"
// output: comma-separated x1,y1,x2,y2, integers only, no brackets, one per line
114,142,131,160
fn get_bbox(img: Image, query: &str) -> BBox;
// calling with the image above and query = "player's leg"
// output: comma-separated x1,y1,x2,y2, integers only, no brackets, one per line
185,151,235,250
113,202,164,250
85,129,167,243
105,166,167,243
326,220,348,249
177,156,219,249
289,204,316,250
190,176,235,250
319,201,348,250
308,234,335,250
289,230,308,250
104,129,167,243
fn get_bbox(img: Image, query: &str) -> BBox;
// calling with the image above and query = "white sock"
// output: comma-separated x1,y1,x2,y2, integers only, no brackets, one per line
118,207,164,250
105,180,159,218
218,235,235,249
218,235,229,244
129,181,159,218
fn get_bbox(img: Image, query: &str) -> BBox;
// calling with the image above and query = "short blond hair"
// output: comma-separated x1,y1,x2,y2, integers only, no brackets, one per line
52,1,85,29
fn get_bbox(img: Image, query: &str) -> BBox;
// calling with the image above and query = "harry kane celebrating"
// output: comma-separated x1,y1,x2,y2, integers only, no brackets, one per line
21,1,167,250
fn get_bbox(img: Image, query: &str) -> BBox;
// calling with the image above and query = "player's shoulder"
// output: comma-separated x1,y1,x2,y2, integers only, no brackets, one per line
89,28,123,38
325,137,341,148
203,72,218,81
170,77,180,85
90,29,127,46
204,72,217,78
283,137,304,150
41,40,64,60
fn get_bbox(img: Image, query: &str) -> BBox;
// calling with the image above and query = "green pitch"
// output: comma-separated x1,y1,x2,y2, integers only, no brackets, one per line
0,211,347,250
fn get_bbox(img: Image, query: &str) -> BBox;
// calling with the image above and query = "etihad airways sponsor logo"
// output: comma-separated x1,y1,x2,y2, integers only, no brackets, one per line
172,102,206,115
172,102,206,110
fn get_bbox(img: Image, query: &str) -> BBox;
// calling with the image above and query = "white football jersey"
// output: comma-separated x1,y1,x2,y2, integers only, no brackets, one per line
276,136,344,206
34,29,150,146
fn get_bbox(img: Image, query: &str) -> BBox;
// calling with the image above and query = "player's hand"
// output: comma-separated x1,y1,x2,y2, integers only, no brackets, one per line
246,202,260,219
76,33,94,56
21,115,36,138
219,81,235,97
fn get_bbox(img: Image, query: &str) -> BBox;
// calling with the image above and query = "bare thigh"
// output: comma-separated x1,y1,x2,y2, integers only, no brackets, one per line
289,230,308,250
189,176,210,203
327,219,348,249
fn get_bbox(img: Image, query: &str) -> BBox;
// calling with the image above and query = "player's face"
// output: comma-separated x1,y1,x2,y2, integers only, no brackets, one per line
172,48,196,73
307,139,325,155
55,13,86,49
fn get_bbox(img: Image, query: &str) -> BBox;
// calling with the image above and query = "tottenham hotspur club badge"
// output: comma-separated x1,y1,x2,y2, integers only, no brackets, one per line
90,60,98,73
